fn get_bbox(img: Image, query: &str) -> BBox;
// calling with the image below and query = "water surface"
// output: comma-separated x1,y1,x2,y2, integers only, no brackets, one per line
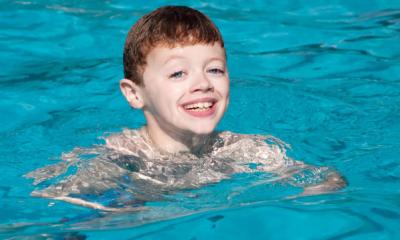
1,0,400,239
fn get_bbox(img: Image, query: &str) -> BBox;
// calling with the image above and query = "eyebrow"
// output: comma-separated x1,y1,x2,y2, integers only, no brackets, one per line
205,57,226,64
163,55,186,65
163,56,226,66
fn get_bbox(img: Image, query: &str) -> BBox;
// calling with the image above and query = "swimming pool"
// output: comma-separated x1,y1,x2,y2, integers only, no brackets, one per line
1,0,400,239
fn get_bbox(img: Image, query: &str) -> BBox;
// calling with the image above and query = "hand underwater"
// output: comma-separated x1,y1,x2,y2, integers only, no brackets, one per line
301,171,347,196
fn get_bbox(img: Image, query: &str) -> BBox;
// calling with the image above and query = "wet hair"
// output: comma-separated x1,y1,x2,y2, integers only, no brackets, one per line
123,6,225,85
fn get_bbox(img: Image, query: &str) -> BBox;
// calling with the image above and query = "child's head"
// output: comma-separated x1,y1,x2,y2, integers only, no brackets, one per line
123,6,224,85
120,6,229,152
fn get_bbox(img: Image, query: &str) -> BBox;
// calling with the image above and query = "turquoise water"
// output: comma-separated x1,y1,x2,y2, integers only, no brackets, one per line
1,0,400,239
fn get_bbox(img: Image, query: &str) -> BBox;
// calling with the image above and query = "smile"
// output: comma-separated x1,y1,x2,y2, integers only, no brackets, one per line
184,102,213,111
181,98,217,117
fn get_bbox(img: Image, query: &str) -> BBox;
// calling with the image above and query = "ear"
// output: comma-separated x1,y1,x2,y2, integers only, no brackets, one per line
120,79,145,109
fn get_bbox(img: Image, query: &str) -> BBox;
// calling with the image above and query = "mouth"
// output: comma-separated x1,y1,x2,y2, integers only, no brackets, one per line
181,98,217,117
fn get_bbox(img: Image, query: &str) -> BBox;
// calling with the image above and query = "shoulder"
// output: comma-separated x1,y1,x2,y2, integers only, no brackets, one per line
104,128,151,155
214,131,294,170
104,128,141,146
217,131,287,148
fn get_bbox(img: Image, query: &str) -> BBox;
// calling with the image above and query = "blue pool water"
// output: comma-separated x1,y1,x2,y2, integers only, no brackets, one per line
1,0,400,239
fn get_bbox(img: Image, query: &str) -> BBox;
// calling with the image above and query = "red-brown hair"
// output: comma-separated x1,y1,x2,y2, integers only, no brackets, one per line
123,6,224,85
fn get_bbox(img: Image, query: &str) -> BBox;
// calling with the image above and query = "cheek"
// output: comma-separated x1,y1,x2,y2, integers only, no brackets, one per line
216,79,230,97
151,89,180,113
225,82,230,97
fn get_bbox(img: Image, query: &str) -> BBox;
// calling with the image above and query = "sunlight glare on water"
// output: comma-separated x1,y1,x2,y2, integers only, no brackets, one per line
0,0,400,239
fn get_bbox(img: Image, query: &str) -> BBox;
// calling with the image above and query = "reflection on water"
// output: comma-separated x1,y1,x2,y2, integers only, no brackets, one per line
0,0,400,239
25,129,334,211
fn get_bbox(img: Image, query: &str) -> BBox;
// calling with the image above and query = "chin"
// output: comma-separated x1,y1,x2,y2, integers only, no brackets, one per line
188,124,217,135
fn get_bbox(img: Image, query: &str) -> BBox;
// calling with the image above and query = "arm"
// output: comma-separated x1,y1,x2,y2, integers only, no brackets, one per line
278,161,347,197
32,191,146,212
248,136,347,196
300,169,347,196
26,146,149,211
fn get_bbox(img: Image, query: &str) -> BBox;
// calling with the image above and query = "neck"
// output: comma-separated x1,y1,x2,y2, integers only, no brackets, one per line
142,121,210,154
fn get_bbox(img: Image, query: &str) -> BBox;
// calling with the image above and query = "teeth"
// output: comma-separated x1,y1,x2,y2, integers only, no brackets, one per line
184,102,213,111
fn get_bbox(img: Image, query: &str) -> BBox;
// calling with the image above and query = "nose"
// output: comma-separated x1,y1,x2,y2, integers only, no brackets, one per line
190,71,214,93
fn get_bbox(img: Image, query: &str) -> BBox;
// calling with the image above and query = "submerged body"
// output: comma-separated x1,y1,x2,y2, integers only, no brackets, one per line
26,128,343,211
26,6,346,211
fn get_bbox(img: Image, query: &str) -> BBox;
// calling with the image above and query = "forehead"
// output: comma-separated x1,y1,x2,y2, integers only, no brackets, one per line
145,43,226,65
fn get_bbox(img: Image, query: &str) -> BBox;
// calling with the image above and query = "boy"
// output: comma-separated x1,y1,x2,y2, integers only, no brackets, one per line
26,6,346,211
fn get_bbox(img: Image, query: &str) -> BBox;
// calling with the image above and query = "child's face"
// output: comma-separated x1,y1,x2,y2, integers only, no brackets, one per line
135,43,229,137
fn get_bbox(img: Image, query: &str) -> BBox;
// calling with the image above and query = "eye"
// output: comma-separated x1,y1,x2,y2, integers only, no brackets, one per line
207,68,225,75
169,71,185,79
